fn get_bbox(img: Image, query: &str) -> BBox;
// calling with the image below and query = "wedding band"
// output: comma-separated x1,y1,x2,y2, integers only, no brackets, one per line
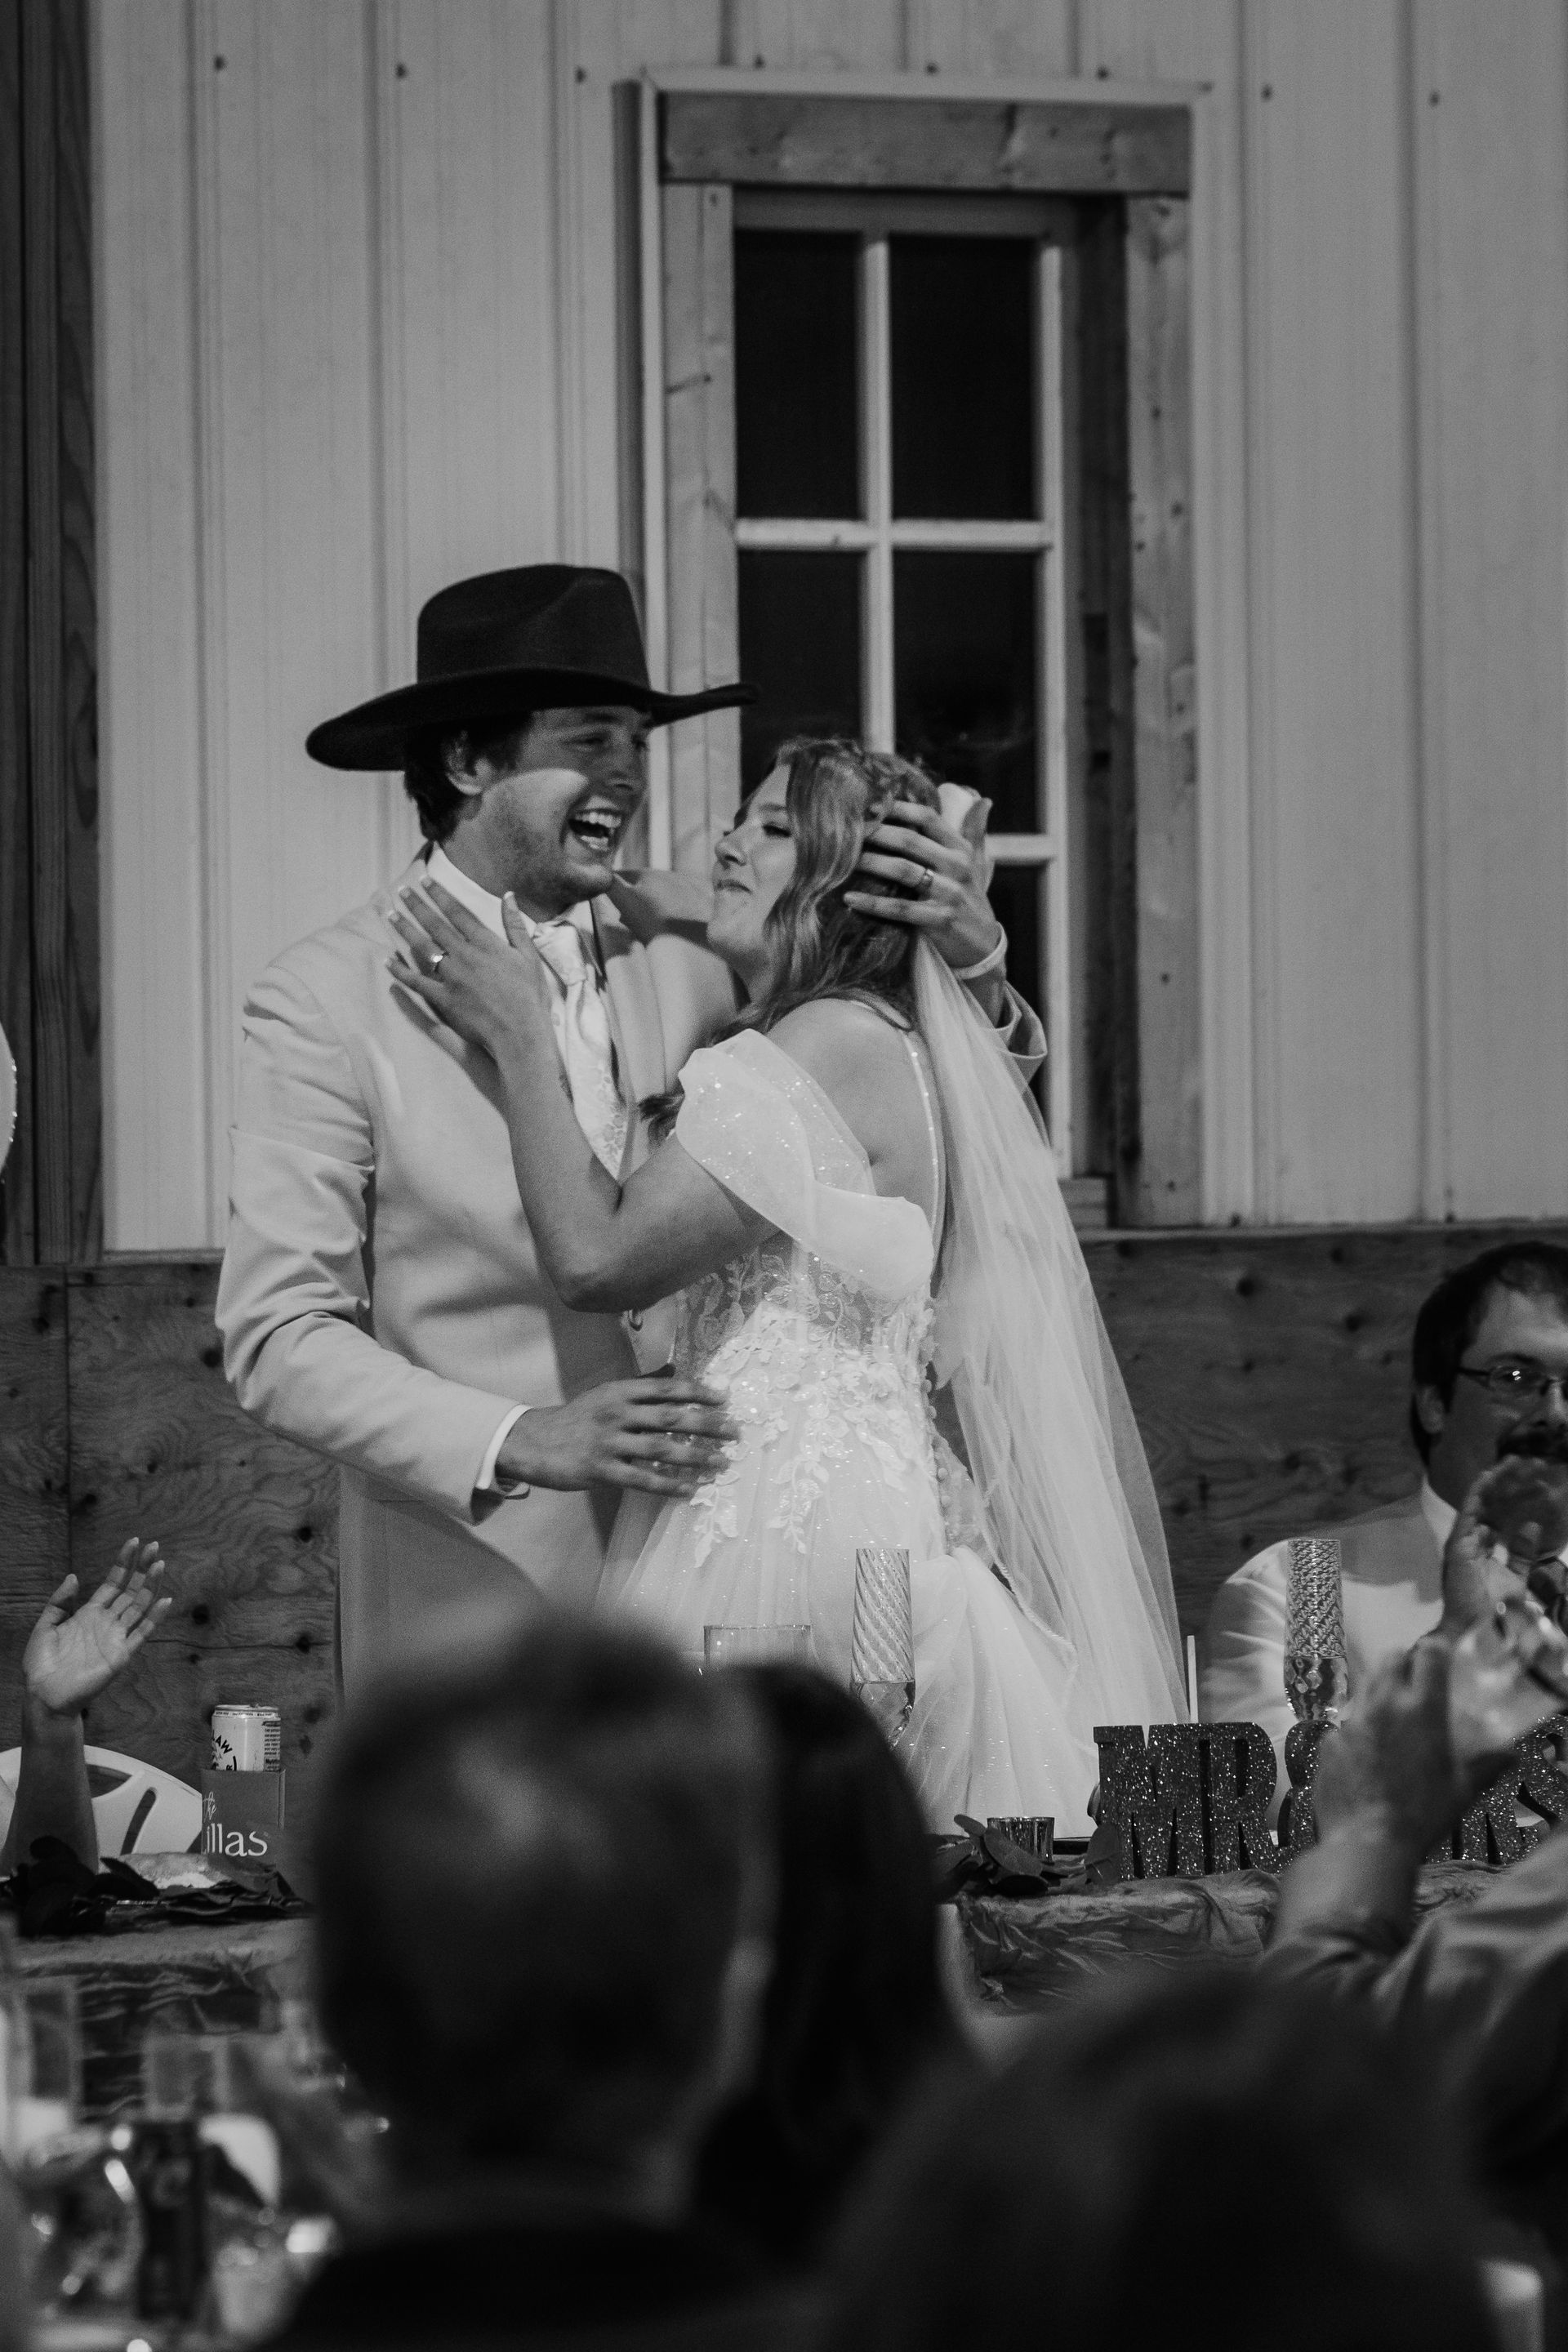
914,868,935,898
427,950,448,974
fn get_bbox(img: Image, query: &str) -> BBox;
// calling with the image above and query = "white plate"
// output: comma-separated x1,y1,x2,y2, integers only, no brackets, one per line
0,1020,14,1175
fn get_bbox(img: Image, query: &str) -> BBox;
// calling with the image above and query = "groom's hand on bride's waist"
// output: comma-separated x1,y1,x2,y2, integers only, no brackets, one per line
493,1374,739,1499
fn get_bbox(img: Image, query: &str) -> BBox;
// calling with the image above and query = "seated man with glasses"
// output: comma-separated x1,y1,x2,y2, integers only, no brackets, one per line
1200,1241,1568,1801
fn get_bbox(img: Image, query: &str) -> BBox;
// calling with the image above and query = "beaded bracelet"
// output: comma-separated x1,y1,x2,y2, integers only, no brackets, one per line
952,928,1009,982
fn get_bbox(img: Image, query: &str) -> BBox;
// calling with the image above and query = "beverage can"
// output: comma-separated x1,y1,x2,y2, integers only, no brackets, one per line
210,1705,282,1775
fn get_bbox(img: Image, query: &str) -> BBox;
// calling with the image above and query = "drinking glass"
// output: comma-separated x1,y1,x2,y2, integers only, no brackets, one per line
10,1977,81,2158
852,1547,915,1740
702,1624,812,1669
987,1815,1054,1860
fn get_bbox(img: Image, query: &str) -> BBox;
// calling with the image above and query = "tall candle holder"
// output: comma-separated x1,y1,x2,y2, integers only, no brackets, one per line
852,1547,915,1742
1284,1536,1348,1727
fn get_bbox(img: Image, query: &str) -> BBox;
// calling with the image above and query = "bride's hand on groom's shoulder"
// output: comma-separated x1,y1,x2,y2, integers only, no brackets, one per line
386,880,552,1058
496,1373,740,1498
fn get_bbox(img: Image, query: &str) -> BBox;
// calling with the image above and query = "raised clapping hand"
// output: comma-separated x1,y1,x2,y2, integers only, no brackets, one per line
24,1539,172,1719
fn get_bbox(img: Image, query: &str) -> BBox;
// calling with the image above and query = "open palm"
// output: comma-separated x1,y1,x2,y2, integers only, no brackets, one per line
24,1540,172,1717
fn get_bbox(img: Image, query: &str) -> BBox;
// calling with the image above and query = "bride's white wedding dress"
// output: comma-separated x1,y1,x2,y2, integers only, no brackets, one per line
599,1021,1097,1832
598,949,1186,1836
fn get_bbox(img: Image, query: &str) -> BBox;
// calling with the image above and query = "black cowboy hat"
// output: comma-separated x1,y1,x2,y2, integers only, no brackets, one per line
306,564,755,770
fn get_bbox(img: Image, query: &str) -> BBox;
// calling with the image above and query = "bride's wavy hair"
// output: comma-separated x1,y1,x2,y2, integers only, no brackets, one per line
732,735,940,1037
641,738,938,1137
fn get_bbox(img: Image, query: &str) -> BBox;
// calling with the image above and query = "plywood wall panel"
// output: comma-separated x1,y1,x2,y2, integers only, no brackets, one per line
64,1261,336,1793
1410,1,1568,1221
0,1271,69,1609
96,2,211,1252
1241,0,1422,1223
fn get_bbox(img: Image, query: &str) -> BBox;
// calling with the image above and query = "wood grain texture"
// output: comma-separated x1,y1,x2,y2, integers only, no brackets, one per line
0,1270,69,1607
0,0,33,1263
1087,1221,1568,1635
6,1225,1554,1783
1125,198,1199,1225
59,1263,336,1797
661,93,1192,194
661,180,742,870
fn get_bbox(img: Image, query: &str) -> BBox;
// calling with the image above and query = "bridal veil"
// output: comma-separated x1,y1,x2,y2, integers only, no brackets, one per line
915,941,1187,1727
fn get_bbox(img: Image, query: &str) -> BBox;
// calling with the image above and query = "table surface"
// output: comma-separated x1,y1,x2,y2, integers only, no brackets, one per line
956,1856,1507,2008
13,1856,1511,2109
16,1914,307,2118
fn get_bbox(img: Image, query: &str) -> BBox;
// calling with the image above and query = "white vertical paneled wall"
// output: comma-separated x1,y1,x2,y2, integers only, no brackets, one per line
95,0,1568,1243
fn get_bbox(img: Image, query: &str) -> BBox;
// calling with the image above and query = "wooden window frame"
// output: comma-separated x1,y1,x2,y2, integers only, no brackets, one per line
620,69,1200,1225
731,194,1075,1161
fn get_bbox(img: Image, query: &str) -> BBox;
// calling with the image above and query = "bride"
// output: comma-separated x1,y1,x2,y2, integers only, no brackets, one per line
391,739,1185,1832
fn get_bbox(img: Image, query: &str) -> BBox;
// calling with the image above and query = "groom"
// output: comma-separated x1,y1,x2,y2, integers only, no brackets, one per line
217,564,1036,1687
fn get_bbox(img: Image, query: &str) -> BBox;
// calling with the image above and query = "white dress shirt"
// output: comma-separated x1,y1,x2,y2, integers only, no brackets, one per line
424,845,625,1494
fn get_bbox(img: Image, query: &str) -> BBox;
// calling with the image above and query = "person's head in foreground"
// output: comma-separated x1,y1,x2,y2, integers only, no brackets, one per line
1412,1241,1568,1506
706,737,940,1009
821,1971,1492,2352
693,1664,966,2265
310,1611,773,2224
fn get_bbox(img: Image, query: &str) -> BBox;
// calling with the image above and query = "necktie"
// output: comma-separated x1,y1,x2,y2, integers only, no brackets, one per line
529,919,628,1178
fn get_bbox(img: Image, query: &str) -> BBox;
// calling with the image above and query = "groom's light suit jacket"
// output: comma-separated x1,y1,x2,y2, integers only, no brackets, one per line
216,854,738,1686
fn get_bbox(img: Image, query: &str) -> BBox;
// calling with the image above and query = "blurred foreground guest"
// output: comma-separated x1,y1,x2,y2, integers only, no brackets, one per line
1,1541,169,1873
820,1972,1493,2352
1202,1240,1568,1795
693,1665,968,2267
271,1613,819,2352
1267,1497,1568,2296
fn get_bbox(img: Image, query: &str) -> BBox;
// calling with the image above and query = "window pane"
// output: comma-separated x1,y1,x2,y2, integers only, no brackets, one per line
737,551,863,793
987,864,1045,1026
889,238,1034,519
893,553,1038,830
735,232,861,519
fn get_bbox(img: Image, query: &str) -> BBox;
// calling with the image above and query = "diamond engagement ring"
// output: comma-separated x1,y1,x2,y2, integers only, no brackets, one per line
914,867,936,898
428,950,448,974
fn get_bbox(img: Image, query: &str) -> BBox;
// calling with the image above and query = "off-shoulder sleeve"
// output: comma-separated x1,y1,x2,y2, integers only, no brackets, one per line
675,1032,933,1303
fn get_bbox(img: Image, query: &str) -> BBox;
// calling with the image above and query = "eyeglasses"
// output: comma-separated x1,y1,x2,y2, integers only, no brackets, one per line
1454,1361,1568,1410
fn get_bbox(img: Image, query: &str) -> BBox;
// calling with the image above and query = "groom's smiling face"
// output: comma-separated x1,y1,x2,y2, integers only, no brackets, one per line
449,704,651,918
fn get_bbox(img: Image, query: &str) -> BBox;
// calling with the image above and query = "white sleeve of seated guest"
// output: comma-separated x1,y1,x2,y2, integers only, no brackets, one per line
674,1035,933,1303
1199,1541,1294,1822
216,960,530,1524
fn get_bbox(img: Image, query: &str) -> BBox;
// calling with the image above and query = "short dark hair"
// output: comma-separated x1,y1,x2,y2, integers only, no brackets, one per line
311,1615,770,2174
402,714,537,843
822,1973,1490,2352
1409,1240,1568,1459
693,1664,966,2261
